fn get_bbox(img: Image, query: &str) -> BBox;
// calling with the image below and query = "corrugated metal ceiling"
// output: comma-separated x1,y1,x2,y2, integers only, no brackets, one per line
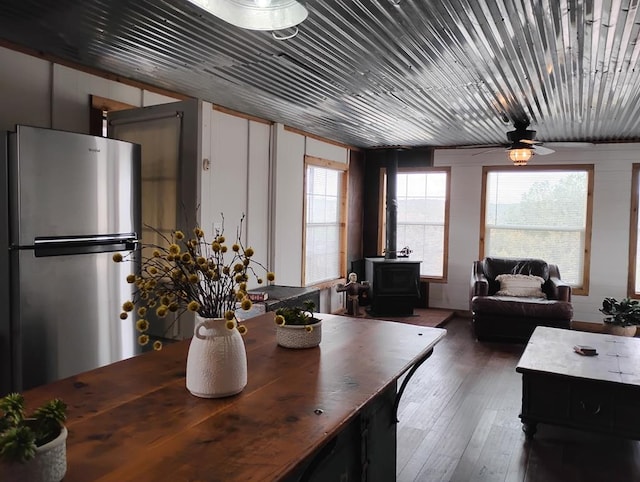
1,0,640,149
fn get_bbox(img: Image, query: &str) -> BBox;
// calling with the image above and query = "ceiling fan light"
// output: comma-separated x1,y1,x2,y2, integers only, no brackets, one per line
188,0,308,31
508,147,533,166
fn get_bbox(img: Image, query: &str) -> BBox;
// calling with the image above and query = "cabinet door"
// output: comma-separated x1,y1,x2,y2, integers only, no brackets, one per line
522,374,570,421
569,382,613,430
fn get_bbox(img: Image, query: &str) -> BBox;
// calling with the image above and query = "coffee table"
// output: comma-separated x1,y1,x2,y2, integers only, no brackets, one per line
516,326,640,439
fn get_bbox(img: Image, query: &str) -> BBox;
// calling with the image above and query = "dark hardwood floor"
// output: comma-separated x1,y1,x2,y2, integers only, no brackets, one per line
396,316,640,482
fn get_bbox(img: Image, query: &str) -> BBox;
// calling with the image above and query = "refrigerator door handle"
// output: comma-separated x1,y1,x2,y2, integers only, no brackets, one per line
33,233,139,257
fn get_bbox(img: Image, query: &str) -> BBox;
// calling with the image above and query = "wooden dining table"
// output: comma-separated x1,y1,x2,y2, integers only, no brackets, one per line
22,312,446,481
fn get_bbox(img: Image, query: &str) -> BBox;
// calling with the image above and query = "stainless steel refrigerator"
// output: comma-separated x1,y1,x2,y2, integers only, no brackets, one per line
0,125,142,394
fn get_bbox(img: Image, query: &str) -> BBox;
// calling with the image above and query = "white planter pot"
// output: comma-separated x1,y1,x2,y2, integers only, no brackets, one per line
276,320,322,349
0,426,67,482
604,324,637,337
186,316,248,398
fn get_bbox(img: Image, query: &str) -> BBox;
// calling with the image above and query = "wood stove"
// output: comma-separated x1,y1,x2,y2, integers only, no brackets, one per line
365,257,421,316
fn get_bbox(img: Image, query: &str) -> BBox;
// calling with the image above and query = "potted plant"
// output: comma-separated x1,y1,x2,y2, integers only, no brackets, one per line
0,393,68,482
600,297,640,336
274,300,322,348
113,213,275,398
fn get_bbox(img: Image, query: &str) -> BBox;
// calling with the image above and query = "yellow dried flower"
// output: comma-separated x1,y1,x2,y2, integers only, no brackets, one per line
122,301,134,312
188,274,199,283
239,282,247,291
136,319,150,332
112,253,123,262
138,334,150,346
211,242,220,252
187,300,200,312
126,274,136,283
174,230,185,240
224,310,235,321
137,307,147,316
119,312,128,320
233,263,243,273
232,243,240,252
168,244,180,255
305,325,314,333
244,247,254,257
241,299,252,311
194,227,204,238
153,341,163,351
237,324,247,335
267,272,275,281
148,267,158,275
168,302,179,312
235,292,244,301
275,315,285,326
217,235,225,243
156,305,168,317
153,249,161,258
221,246,228,253
225,319,236,330
181,253,192,263
197,256,207,265
257,278,263,284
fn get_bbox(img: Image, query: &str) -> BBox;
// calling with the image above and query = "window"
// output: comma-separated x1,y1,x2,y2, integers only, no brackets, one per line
628,164,640,297
303,156,347,286
380,168,450,279
481,165,593,295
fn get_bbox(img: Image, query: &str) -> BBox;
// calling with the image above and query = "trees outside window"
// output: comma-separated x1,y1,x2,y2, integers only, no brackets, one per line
481,165,593,294
396,169,449,279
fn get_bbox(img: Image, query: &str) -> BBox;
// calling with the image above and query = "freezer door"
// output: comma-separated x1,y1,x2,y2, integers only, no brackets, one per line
9,125,141,245
12,248,140,390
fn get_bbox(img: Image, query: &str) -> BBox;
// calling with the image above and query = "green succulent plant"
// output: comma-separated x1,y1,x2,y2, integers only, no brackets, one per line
274,300,319,326
600,297,640,326
0,393,67,464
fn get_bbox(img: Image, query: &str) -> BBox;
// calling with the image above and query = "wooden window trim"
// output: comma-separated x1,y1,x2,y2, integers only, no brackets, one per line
89,95,136,136
302,155,348,287
480,164,594,296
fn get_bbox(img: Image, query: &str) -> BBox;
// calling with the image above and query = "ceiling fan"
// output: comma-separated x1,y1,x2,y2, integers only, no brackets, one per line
505,121,554,165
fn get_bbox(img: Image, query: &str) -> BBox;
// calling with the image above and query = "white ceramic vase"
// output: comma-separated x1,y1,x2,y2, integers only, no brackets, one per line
186,316,248,398
276,320,322,349
0,426,67,482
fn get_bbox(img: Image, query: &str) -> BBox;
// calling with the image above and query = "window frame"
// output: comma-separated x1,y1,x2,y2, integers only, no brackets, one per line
628,164,640,298
302,155,348,287
480,164,594,296
378,166,451,282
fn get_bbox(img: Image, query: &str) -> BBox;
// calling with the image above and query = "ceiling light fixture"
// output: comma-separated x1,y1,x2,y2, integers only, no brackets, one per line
187,0,308,32
508,147,533,166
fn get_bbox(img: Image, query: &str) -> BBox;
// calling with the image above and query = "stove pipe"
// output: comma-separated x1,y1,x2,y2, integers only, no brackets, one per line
385,150,399,259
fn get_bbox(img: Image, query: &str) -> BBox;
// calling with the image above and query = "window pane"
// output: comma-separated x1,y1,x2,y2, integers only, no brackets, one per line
396,171,448,278
484,169,589,287
305,165,343,285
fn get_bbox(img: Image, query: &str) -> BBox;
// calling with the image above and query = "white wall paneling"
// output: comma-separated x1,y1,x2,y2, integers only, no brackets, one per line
305,136,348,164
246,120,272,282
434,145,640,323
0,46,51,131
272,124,306,286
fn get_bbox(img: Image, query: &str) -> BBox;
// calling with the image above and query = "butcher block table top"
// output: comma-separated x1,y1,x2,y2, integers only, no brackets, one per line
22,312,446,481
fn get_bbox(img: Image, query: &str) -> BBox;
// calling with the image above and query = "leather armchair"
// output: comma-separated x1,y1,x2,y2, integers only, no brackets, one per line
470,257,573,342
